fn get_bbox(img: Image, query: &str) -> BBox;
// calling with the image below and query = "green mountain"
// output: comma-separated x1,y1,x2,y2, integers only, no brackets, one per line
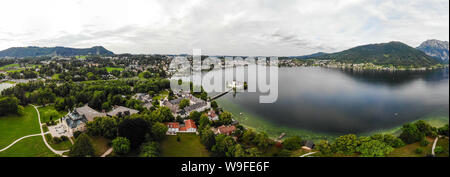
0,46,114,58
312,41,442,67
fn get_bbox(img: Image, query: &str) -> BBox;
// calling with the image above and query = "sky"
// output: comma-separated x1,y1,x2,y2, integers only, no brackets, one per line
0,0,448,56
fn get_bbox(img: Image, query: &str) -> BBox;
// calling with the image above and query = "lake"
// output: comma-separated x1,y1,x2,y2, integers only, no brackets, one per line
200,66,449,139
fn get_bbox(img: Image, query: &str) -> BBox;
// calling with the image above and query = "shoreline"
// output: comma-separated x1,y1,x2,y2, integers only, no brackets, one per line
216,98,449,142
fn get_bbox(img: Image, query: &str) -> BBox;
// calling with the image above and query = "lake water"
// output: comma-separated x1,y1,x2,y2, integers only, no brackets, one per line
204,66,449,136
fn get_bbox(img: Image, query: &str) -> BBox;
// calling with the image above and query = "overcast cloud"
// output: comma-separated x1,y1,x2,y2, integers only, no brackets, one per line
0,0,448,56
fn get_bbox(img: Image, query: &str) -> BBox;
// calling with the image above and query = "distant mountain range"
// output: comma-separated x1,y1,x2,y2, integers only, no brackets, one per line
0,46,114,58
416,39,449,63
297,41,443,67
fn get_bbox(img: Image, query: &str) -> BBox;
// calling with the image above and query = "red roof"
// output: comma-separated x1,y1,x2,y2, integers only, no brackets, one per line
164,122,180,128
218,125,236,134
208,110,217,118
184,119,197,129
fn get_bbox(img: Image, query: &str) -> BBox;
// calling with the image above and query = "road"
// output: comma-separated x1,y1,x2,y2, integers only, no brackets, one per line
431,136,439,156
0,133,45,152
300,152,317,157
101,147,113,157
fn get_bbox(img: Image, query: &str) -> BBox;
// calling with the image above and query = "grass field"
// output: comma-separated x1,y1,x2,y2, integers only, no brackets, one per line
38,105,67,123
387,137,435,157
88,136,111,157
106,67,124,72
0,136,57,157
435,137,449,157
45,134,72,151
0,63,19,70
0,106,41,148
51,74,61,80
160,133,210,157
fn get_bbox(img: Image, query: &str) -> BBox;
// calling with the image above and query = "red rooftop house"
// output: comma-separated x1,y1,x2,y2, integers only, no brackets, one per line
164,119,197,135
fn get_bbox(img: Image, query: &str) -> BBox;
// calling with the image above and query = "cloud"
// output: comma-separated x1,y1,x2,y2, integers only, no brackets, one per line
0,0,448,56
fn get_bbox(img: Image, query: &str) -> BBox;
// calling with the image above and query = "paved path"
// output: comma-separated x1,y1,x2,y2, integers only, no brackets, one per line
0,133,46,152
431,136,439,156
32,105,70,156
300,152,317,157
101,147,113,157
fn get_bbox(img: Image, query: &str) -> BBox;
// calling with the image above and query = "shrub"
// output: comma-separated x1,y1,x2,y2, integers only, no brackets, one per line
419,139,429,147
112,137,131,155
73,131,82,139
434,146,443,154
415,148,423,154
60,136,69,141
52,137,62,144
282,136,303,150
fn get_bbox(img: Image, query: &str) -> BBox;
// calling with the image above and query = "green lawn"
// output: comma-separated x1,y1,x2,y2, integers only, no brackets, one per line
0,63,19,70
435,137,449,157
160,133,210,157
0,136,58,157
38,105,67,123
45,134,72,151
51,74,61,80
106,67,124,72
387,137,435,157
88,136,111,157
0,105,41,148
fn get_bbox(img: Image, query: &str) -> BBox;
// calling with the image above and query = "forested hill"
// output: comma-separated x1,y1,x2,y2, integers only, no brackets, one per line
0,46,114,58
309,41,442,67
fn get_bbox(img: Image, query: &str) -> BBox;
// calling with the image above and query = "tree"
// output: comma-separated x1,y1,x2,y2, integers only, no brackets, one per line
200,127,216,150
233,144,246,157
151,106,174,122
112,137,131,155
357,140,393,157
179,99,190,109
69,133,95,157
218,111,233,125
253,132,272,150
151,122,168,141
0,96,20,116
118,118,149,148
86,116,118,139
316,140,334,155
414,120,436,137
381,134,405,148
241,129,257,144
189,111,202,123
139,141,160,157
399,123,424,144
282,136,303,150
198,114,211,129
245,147,262,157
438,124,449,136
211,101,218,109
334,134,359,154
211,134,236,157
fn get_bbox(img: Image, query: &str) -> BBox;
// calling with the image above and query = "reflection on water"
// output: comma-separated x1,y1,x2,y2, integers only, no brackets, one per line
211,67,449,134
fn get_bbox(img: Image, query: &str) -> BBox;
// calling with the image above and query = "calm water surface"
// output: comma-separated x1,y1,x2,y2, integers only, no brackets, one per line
208,67,449,135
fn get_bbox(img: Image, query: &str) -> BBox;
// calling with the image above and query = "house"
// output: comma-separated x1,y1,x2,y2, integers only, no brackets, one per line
164,119,197,135
301,140,315,151
207,109,219,121
165,122,180,135
106,105,139,117
63,104,106,134
213,125,236,135
132,93,154,110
